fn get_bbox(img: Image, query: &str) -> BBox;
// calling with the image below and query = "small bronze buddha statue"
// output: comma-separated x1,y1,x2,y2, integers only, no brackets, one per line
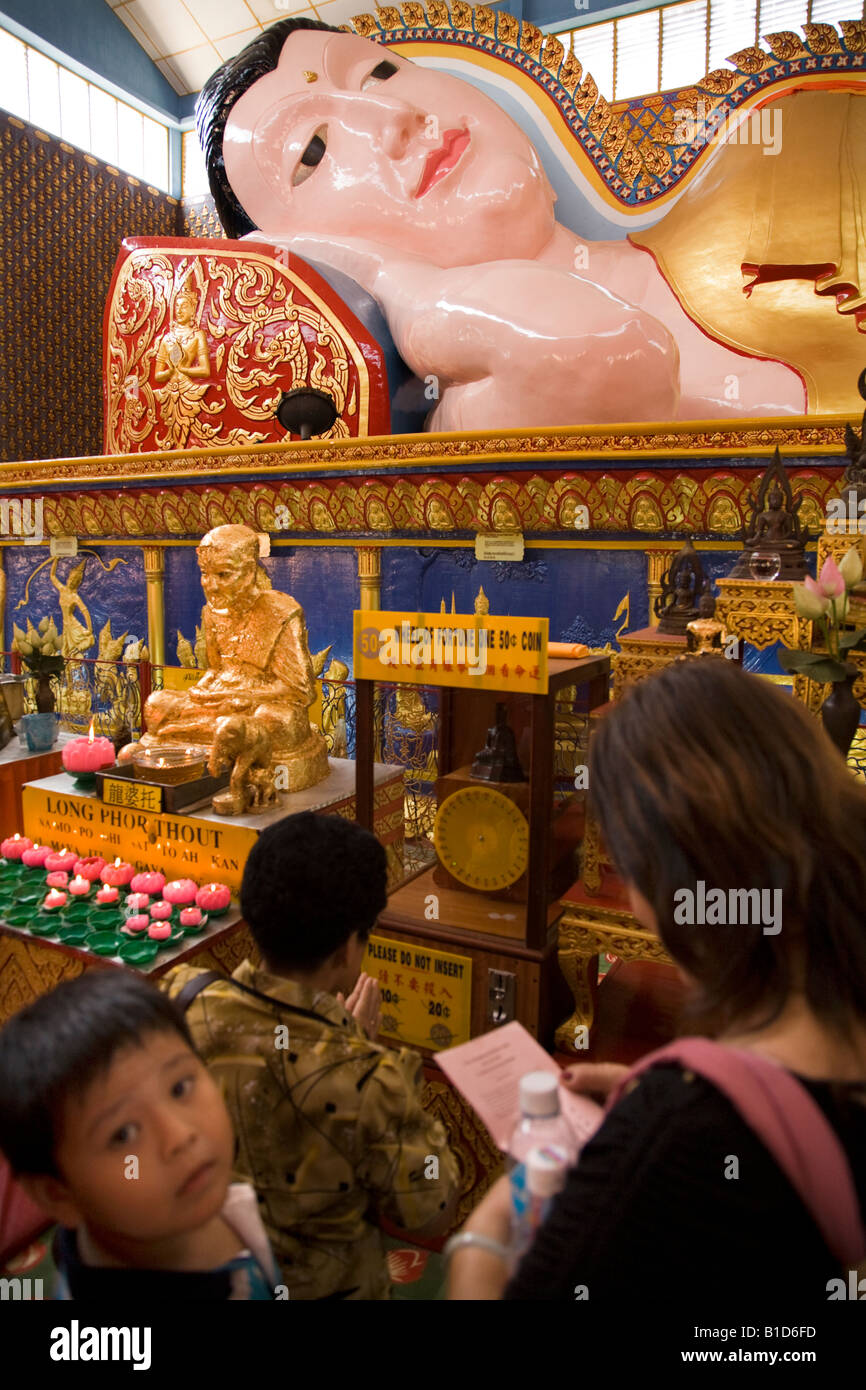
841,367,866,505
729,447,808,580
655,539,706,635
471,703,526,783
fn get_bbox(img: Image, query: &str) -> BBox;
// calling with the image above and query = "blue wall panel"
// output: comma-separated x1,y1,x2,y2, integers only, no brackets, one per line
4,546,146,654
164,545,357,673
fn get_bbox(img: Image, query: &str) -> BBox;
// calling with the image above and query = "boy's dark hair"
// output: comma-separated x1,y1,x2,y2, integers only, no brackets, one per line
0,971,194,1177
241,811,387,970
196,18,345,240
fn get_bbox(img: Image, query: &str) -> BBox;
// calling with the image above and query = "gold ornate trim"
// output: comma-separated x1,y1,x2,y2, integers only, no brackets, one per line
0,416,848,488
0,461,844,540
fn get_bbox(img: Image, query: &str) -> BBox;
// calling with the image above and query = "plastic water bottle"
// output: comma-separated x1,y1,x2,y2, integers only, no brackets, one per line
507,1072,577,1259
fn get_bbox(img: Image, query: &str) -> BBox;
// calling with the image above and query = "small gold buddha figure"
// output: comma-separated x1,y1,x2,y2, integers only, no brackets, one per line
426,496,453,531
141,524,329,793
686,589,729,656
491,496,520,532
153,290,214,449
366,496,390,531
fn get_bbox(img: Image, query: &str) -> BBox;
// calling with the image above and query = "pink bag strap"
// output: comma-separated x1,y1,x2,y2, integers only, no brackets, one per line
607,1037,866,1266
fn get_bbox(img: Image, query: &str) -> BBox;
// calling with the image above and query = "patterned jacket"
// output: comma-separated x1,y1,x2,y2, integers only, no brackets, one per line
161,959,459,1300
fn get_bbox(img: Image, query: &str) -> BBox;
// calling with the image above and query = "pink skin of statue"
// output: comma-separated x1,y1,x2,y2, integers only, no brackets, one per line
223,30,804,429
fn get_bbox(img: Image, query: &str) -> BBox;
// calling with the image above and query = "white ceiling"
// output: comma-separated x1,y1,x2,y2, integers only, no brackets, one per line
106,0,365,96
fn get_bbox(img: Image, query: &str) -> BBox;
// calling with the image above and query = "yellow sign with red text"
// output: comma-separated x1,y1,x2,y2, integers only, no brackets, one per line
353,610,549,694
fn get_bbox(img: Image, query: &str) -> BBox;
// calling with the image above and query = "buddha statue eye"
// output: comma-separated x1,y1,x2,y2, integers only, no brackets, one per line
361,59,399,90
293,126,327,186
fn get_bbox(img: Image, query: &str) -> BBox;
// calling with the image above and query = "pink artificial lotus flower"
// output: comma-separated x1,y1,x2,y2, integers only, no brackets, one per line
805,556,845,601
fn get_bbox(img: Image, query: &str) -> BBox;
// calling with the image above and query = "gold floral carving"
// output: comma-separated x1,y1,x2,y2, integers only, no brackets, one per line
555,906,672,1050
6,454,846,540
0,417,848,489
613,630,690,700
519,21,543,62
714,578,813,652
105,247,365,455
400,2,427,25
803,23,844,55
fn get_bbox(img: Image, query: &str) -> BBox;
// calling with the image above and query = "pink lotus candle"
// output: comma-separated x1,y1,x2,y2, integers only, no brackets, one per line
195,883,232,913
68,876,91,898
123,914,149,934
125,892,150,913
2,834,33,860
45,870,70,890
179,907,203,929
95,885,119,906
148,922,172,941
130,870,165,896
149,900,172,921
163,879,198,906
61,722,116,776
100,858,134,887
72,855,106,883
21,844,52,868
45,849,77,873
44,889,67,911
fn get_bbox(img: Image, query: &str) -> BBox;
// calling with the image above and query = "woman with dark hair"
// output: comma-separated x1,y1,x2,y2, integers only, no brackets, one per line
447,659,866,1302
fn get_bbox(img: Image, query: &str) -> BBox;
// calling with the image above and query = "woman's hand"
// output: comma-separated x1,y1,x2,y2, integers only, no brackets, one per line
560,1062,631,1098
337,972,381,1040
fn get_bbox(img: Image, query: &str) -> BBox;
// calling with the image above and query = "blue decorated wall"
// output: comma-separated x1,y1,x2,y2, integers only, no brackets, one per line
164,544,357,673
4,546,146,655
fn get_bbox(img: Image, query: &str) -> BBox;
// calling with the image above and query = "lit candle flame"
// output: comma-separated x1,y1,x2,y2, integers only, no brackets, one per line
114,857,121,867
87,719,95,744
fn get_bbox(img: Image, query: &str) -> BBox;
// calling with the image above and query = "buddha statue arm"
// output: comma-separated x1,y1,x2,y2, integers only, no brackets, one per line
273,234,680,426
154,340,172,385
182,330,211,380
270,610,317,709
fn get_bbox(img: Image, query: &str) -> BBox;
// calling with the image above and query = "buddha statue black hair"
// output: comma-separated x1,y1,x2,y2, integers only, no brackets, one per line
195,18,344,240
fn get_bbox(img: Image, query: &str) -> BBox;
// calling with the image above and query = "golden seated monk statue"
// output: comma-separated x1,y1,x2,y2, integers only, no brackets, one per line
141,524,329,795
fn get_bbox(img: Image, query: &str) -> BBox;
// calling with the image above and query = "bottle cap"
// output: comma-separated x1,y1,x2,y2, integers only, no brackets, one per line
518,1070,560,1118
527,1144,569,1198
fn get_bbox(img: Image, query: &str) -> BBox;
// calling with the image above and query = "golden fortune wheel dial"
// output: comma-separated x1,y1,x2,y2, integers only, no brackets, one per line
433,787,530,892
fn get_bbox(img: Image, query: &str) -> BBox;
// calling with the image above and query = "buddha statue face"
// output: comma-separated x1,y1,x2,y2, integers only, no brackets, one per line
175,294,197,326
223,30,556,268
197,527,259,615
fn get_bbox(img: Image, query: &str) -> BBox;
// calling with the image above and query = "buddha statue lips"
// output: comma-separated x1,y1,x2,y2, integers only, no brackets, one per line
141,525,329,794
414,128,470,199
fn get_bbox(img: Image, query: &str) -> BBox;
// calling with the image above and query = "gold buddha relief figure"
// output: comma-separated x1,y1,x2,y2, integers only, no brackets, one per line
153,288,218,449
141,525,329,794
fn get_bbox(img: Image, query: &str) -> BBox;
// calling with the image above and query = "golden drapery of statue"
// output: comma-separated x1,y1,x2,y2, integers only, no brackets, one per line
141,524,329,795
632,91,866,416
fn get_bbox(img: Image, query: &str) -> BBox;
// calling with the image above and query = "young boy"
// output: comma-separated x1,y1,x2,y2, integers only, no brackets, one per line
0,970,280,1299
162,811,460,1300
